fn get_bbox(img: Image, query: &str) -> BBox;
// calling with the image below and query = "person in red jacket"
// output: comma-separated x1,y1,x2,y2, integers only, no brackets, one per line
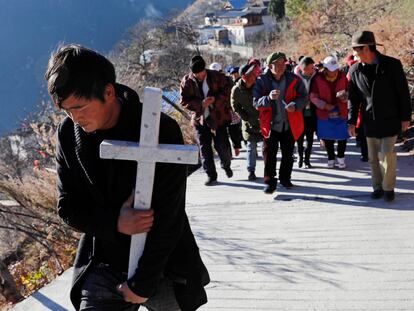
253,52,308,194
295,56,317,168
310,56,350,169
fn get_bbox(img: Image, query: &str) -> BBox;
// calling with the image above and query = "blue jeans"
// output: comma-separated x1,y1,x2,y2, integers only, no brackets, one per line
79,264,181,311
246,141,258,172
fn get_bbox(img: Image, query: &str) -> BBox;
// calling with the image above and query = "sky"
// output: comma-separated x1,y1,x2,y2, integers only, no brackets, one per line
0,0,190,135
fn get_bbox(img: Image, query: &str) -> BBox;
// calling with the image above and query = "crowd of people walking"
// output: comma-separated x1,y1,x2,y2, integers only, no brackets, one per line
180,30,412,202
42,30,412,311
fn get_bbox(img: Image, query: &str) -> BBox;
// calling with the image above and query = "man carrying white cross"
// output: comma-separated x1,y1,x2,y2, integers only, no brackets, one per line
46,44,210,311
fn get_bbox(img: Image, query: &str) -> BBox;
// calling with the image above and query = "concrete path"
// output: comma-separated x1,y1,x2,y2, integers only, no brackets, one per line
11,140,414,311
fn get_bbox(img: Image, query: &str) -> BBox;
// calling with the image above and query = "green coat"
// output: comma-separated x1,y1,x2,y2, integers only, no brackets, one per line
231,79,262,142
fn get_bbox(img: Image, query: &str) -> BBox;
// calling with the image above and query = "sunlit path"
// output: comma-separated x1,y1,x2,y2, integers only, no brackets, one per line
11,139,414,311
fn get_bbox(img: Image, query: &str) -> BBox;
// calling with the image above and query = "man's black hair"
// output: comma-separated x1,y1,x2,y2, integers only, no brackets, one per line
45,44,116,108
299,56,315,68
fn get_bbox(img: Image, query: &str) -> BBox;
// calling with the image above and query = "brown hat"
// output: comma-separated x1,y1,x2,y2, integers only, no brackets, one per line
351,30,383,47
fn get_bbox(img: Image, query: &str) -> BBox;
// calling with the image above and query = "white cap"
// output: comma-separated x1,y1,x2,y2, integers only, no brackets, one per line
322,56,339,71
209,62,222,71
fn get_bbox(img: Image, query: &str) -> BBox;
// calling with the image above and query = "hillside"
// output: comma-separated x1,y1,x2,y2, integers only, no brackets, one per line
0,0,193,136
178,0,413,68
0,0,413,308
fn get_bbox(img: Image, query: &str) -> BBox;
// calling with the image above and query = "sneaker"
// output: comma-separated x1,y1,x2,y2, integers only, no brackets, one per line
337,157,346,169
263,183,276,194
225,168,233,178
280,180,294,189
370,189,384,199
204,176,217,186
384,190,395,202
327,160,335,168
248,171,257,181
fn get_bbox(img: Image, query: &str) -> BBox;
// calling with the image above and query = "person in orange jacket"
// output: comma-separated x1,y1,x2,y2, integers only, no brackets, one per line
253,52,308,194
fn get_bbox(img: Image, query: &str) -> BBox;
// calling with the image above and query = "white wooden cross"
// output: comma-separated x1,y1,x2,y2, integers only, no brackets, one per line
100,87,199,278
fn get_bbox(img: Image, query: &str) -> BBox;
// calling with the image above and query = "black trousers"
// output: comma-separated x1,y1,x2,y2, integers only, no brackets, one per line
324,139,347,160
297,116,316,162
196,123,232,178
79,263,181,311
227,122,243,149
356,125,368,158
263,129,295,184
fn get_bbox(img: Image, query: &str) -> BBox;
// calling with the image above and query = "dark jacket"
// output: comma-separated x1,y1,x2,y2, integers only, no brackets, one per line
348,52,412,138
55,84,209,311
180,69,232,130
230,78,261,142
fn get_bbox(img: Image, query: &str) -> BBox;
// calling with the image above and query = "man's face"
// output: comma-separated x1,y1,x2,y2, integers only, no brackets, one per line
269,58,286,76
61,86,118,133
301,64,315,77
194,70,207,81
230,72,240,82
352,45,369,63
243,72,257,88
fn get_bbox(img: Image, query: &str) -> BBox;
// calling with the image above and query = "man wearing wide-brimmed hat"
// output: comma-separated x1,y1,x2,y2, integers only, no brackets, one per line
347,30,412,202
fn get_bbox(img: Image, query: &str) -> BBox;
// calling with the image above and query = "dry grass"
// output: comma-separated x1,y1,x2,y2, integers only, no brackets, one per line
0,167,78,301
262,0,413,68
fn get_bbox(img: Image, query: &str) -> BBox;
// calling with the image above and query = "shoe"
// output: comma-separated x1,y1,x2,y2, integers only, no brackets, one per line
337,157,346,169
234,148,241,157
263,183,276,194
263,178,276,194
280,180,294,189
204,176,217,186
360,155,368,162
248,171,257,181
304,161,312,169
384,190,395,202
370,189,384,199
225,168,233,178
327,160,335,168
298,157,303,168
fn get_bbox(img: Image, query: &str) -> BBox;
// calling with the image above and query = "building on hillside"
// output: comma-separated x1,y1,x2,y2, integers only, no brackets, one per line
247,1,274,32
197,24,228,45
201,0,274,46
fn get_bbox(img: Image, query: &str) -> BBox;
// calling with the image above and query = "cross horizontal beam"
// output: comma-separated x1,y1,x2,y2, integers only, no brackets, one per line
100,140,199,164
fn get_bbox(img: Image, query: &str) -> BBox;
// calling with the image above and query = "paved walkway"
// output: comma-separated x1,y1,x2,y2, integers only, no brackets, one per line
11,140,414,311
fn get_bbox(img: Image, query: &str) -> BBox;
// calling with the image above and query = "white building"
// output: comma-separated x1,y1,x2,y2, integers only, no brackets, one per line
197,25,227,45
201,1,275,46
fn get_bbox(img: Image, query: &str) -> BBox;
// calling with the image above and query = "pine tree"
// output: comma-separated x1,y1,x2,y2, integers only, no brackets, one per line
268,0,286,19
